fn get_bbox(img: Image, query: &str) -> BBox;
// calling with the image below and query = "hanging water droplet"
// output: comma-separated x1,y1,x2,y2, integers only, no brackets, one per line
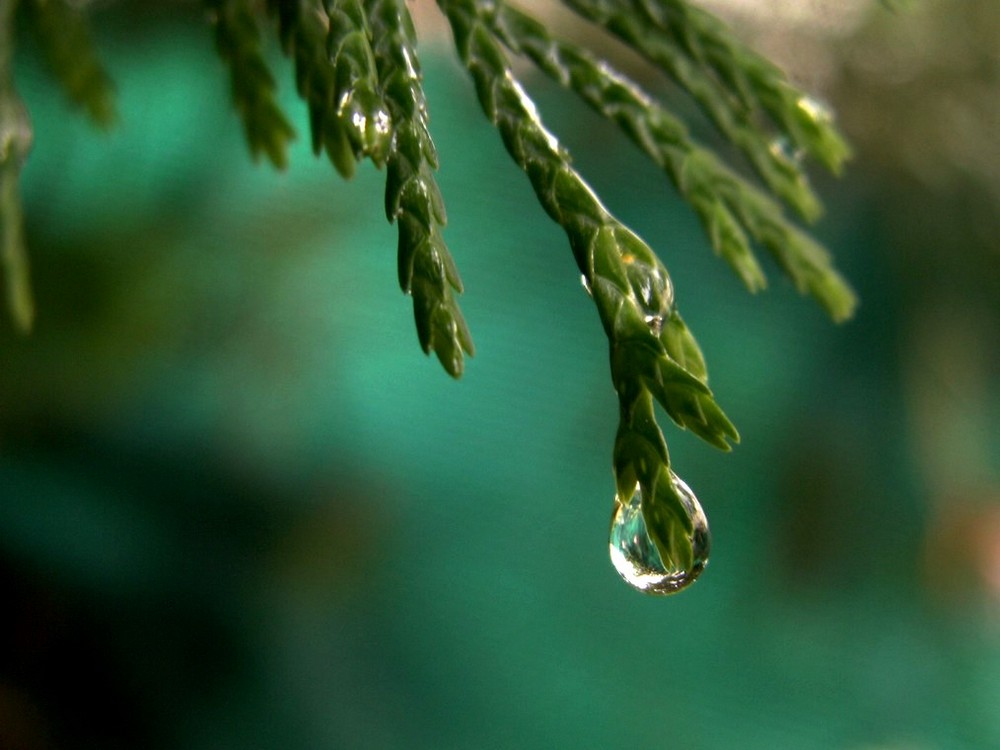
580,273,593,297
609,475,710,594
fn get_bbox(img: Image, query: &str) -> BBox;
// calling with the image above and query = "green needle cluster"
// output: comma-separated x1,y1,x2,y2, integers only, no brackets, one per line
251,0,472,374
269,0,388,176
564,0,849,215
209,0,296,169
439,0,738,570
263,0,472,374
22,0,117,129
208,0,471,374
366,0,473,376
2,0,859,586
487,3,844,308
637,0,852,173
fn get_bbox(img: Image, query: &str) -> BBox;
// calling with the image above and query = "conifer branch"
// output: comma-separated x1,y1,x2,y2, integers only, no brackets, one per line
1,0,35,333
562,0,831,222
208,0,296,169
632,0,853,173
23,0,116,128
267,0,359,176
438,0,737,567
486,2,765,293
714,171,857,322
486,3,855,322
325,0,392,166
257,0,472,375
2,0,863,589
366,0,473,376
437,0,737,444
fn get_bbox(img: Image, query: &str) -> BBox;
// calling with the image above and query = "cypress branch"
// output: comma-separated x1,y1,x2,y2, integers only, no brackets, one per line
486,2,855,320
326,0,392,166
208,0,296,169
713,170,857,322
2,0,862,590
24,0,116,128
437,0,737,444
269,0,356,176
632,0,853,173
562,0,826,222
366,0,473,376
486,3,766,293
438,0,737,569
267,0,392,173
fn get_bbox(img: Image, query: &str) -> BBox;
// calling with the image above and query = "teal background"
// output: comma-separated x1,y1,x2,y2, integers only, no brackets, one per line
2,4,998,749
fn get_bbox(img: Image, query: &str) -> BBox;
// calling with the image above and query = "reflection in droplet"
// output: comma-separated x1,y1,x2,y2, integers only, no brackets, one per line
643,314,663,336
769,135,805,166
622,253,672,336
580,273,592,297
609,476,710,595
351,110,367,133
373,108,391,137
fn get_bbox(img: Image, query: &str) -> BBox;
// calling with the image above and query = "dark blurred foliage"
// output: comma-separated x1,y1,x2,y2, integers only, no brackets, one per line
0,1,997,748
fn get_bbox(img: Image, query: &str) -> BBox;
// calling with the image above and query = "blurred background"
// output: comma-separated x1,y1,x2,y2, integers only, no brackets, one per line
1,0,998,748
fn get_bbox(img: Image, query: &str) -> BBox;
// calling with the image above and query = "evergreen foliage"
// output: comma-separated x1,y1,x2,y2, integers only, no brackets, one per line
0,0,855,587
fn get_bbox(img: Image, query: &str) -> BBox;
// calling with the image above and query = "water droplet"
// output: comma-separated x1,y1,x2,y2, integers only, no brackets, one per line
580,274,592,297
769,136,805,166
619,248,673,334
350,109,368,133
373,108,391,137
609,475,710,595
